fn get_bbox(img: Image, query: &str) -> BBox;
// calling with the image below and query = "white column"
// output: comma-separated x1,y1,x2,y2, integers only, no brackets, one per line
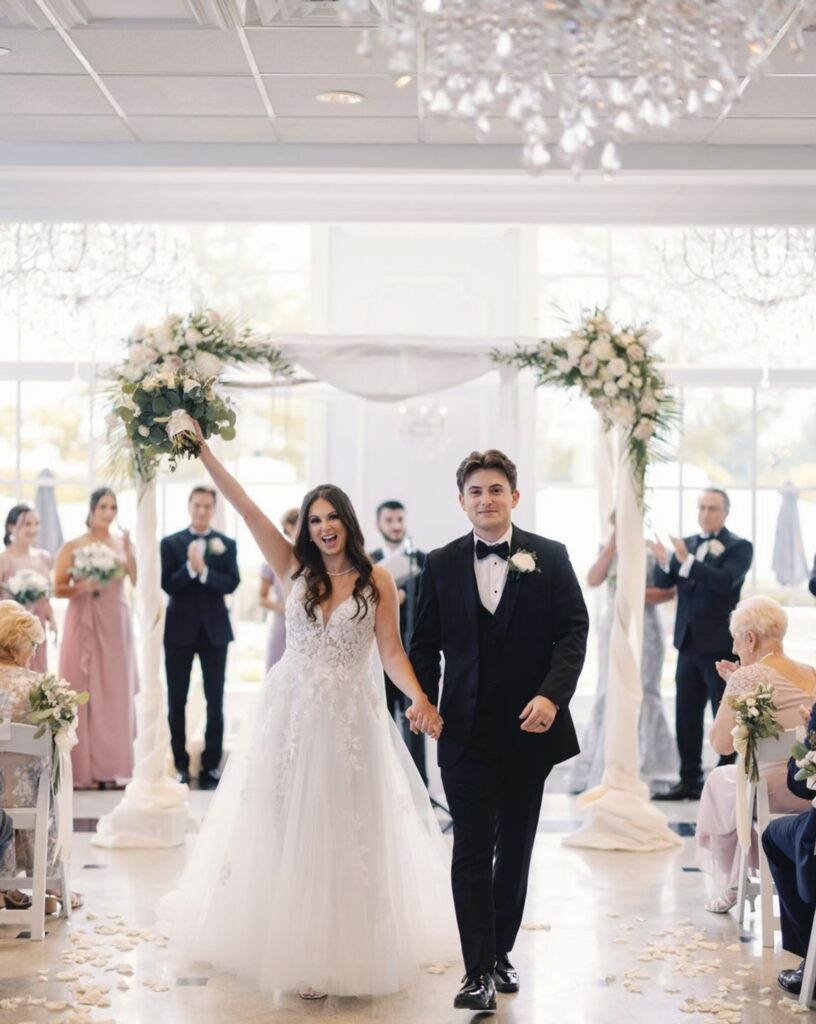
564,428,680,852
92,478,189,848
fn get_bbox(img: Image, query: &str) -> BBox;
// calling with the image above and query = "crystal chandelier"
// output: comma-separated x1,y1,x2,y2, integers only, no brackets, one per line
341,0,815,174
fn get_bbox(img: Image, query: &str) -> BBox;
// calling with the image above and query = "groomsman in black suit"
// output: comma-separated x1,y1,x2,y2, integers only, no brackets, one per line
650,487,753,801
762,701,816,998
161,485,240,790
410,450,588,1011
809,553,816,597
369,500,428,782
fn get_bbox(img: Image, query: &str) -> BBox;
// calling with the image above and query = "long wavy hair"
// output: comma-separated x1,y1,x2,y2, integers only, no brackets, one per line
292,484,378,622
4,502,36,547
86,487,117,529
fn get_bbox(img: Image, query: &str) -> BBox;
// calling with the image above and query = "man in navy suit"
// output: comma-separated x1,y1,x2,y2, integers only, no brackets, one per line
762,702,816,996
161,485,240,790
650,487,753,800
410,449,588,1011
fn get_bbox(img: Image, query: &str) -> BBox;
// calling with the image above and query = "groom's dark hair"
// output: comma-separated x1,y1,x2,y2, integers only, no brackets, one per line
456,450,517,493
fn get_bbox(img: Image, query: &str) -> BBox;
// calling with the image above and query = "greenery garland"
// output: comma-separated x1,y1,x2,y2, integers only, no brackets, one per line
495,308,678,504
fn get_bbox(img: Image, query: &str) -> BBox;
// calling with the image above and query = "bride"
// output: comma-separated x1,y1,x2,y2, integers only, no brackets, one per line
160,428,458,999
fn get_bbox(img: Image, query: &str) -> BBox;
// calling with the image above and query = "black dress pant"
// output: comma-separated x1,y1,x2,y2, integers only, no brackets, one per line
442,727,551,972
762,815,816,958
165,627,229,774
384,674,428,784
676,646,736,786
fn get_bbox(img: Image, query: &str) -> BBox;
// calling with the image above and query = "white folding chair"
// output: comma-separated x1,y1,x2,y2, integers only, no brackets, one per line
800,843,816,1009
735,729,799,947
0,723,71,940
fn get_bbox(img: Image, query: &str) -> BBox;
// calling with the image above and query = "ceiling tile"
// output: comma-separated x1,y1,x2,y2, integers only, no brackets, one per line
423,118,523,144
0,28,85,73
101,74,264,116
707,117,816,144
264,74,415,117
69,28,250,74
0,114,130,140
247,27,400,75
129,115,276,142
738,77,816,117
0,74,112,115
274,117,418,143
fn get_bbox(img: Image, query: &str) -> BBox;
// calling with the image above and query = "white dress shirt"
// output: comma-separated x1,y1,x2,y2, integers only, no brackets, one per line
187,527,210,584
473,526,512,615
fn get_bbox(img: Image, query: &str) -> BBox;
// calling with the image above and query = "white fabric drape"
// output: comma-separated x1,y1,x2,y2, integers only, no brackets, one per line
564,427,681,852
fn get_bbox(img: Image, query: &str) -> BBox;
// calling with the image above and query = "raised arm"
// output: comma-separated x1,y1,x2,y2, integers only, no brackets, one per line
196,435,297,584
586,530,616,587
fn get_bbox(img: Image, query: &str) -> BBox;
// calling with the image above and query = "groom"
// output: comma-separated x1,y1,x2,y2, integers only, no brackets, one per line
409,449,588,1011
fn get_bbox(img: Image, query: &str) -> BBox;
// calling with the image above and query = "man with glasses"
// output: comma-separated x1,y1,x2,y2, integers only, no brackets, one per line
648,488,753,801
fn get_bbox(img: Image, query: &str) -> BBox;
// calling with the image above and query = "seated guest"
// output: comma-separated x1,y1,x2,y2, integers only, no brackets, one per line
762,699,816,997
695,597,816,914
0,601,80,912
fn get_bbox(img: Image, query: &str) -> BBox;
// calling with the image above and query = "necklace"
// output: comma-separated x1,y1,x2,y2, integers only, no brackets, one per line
326,566,355,577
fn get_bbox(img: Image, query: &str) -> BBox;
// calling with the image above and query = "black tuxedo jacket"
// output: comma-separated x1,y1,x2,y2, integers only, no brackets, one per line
161,528,240,647
782,702,816,904
370,546,427,641
809,554,816,598
410,525,588,769
653,526,753,654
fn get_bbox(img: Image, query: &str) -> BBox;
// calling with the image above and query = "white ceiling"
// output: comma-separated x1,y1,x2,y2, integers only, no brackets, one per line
0,0,814,151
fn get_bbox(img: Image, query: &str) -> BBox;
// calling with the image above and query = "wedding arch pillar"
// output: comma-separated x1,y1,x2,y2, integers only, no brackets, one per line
92,478,189,848
563,428,681,852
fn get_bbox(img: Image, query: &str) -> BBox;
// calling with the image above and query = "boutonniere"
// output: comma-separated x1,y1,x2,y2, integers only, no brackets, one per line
207,537,226,556
508,549,539,578
708,539,725,558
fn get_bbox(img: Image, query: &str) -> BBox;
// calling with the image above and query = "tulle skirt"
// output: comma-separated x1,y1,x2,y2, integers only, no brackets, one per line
159,654,459,997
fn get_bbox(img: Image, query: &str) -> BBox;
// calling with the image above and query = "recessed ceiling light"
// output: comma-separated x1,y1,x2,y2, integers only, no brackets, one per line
394,75,413,88
0,47,11,57
316,90,364,105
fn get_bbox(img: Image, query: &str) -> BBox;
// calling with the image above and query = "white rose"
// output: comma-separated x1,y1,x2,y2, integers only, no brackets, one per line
182,378,200,393
120,362,144,383
166,409,197,440
164,355,183,371
565,335,587,361
626,343,645,362
608,357,627,378
631,364,642,376
141,374,160,392
620,332,634,345
618,373,632,389
194,350,224,377
579,353,598,376
589,338,614,360
597,329,612,343
631,376,644,390
539,342,554,361
154,325,179,355
129,324,148,342
639,395,658,415
509,551,536,573
555,356,573,373
610,402,636,427
185,328,204,345
138,424,151,437
603,380,619,397
208,537,227,556
587,377,603,391
708,539,725,558
633,420,655,441
164,313,184,326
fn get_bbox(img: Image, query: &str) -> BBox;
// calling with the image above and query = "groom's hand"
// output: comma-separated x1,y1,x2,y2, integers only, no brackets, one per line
520,696,558,733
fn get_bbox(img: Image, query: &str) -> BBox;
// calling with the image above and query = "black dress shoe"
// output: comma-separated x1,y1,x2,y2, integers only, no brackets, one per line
198,769,222,791
778,961,806,995
175,769,190,785
453,970,496,1011
493,953,519,993
652,781,703,801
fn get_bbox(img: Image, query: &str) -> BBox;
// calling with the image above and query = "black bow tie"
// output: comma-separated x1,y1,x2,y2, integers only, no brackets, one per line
476,540,510,561
698,533,714,542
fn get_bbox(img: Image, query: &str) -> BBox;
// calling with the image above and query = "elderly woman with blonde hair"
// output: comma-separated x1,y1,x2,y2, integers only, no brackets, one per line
0,600,80,912
695,596,816,914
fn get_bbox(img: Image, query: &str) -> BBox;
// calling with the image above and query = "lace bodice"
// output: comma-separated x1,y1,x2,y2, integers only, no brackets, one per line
724,663,776,699
283,575,377,679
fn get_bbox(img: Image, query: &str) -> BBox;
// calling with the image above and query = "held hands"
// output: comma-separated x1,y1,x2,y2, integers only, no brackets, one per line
715,659,739,682
519,695,558,733
187,541,207,575
405,697,444,741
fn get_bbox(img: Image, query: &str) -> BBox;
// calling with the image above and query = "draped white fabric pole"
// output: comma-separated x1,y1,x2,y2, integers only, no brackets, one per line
93,478,189,848
564,427,680,852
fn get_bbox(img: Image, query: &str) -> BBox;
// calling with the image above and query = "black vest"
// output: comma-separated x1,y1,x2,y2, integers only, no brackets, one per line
475,591,509,724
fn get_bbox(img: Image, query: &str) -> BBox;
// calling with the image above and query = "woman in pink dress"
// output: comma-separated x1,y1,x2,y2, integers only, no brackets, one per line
0,503,57,673
695,596,816,913
55,488,138,790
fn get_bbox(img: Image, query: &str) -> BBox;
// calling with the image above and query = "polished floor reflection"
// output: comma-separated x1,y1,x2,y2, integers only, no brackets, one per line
0,788,808,1023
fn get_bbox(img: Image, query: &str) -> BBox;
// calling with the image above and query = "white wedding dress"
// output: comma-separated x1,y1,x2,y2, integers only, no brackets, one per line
160,575,458,997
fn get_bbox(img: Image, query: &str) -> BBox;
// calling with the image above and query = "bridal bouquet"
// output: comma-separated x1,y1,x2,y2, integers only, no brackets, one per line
28,673,89,792
496,308,678,503
69,542,124,591
728,682,780,783
109,310,293,481
2,569,50,605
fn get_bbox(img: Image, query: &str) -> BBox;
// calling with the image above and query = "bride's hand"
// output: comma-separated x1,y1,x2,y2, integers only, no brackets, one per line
407,696,444,740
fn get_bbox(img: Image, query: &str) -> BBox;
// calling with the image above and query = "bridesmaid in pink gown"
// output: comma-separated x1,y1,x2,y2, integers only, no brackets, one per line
55,487,138,789
0,503,57,674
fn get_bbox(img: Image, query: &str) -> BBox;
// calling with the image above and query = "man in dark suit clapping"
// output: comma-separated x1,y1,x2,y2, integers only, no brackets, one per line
649,487,753,801
161,485,240,790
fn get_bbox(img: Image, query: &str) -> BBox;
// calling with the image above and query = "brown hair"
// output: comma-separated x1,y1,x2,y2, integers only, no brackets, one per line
281,508,299,531
189,486,217,503
4,502,36,547
0,600,44,662
291,485,378,622
86,487,116,528
456,449,518,493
